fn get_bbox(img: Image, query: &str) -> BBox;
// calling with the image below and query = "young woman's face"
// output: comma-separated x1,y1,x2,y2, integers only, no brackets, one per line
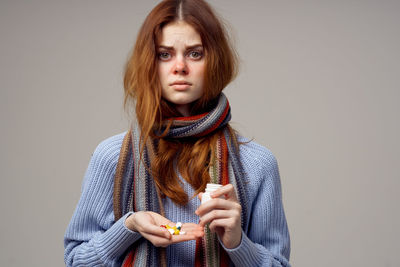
157,21,205,116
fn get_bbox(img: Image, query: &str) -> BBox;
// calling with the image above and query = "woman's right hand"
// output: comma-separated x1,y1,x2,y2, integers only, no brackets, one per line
125,211,204,247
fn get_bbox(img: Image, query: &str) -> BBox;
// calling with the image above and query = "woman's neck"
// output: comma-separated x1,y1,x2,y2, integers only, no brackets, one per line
175,104,191,117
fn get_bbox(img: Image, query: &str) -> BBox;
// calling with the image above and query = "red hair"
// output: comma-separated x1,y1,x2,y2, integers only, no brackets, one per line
123,0,238,205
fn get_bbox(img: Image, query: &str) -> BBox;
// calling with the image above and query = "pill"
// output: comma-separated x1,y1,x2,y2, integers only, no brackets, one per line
161,222,185,235
168,228,175,235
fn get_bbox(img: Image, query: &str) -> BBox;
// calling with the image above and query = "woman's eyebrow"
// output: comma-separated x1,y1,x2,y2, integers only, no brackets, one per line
158,44,203,50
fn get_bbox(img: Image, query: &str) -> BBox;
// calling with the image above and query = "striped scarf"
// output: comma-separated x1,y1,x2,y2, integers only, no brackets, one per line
113,93,248,266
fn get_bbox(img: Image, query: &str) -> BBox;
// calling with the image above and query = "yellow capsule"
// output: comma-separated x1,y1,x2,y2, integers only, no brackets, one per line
174,229,180,235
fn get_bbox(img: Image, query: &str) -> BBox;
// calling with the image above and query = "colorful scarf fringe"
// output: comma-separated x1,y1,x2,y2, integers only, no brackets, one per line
113,93,248,266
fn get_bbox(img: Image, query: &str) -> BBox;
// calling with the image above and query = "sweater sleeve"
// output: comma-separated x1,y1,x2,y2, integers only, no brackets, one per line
223,146,291,267
64,134,142,267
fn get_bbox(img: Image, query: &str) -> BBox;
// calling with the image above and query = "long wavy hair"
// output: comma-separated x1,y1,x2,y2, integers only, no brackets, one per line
123,0,238,205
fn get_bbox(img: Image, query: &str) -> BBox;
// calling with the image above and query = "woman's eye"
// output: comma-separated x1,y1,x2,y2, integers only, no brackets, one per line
188,51,203,59
158,52,171,60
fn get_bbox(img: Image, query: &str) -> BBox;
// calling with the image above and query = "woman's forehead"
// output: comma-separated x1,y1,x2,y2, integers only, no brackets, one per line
158,21,202,47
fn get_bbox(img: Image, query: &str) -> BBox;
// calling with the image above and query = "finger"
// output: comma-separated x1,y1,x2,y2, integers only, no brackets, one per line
133,212,172,239
180,223,204,238
140,223,172,239
208,218,242,249
198,192,203,201
181,223,203,231
170,233,203,243
199,209,238,227
143,227,204,247
150,223,203,239
150,214,174,227
196,198,241,217
158,222,202,233
208,218,233,232
141,232,173,247
190,230,205,239
211,184,238,201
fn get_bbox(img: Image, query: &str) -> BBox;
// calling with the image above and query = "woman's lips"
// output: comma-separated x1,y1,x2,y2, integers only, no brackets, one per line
171,84,191,90
170,82,191,91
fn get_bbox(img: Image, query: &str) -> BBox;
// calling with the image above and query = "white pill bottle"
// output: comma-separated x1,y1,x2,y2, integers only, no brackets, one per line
201,183,223,204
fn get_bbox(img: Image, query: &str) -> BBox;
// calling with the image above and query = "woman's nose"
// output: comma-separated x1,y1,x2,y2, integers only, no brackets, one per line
173,57,188,75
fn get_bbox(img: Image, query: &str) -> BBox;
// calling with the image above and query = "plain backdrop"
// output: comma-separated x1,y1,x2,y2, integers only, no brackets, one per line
1,0,399,266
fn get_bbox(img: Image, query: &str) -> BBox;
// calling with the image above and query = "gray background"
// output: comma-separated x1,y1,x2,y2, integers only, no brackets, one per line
1,0,399,266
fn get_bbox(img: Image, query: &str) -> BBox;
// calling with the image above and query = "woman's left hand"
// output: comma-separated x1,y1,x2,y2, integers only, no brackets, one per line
195,184,242,249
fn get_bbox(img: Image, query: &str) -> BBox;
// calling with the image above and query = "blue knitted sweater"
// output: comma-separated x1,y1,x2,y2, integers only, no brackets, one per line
64,132,291,266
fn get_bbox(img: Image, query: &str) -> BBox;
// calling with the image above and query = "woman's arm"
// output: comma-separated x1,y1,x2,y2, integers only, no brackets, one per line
64,133,204,266
64,134,142,267
195,144,291,266
224,152,291,267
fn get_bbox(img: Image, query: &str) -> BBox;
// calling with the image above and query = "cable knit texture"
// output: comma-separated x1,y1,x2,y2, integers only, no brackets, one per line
64,132,291,266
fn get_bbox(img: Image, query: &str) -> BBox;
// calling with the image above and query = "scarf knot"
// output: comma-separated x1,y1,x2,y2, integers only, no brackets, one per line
158,93,231,138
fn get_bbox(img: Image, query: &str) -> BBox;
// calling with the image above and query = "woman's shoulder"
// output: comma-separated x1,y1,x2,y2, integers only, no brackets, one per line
94,131,127,154
237,135,279,173
236,135,281,198
88,131,128,170
79,131,128,194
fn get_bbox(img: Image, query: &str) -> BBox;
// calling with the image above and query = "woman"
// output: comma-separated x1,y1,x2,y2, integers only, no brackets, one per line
64,0,291,266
